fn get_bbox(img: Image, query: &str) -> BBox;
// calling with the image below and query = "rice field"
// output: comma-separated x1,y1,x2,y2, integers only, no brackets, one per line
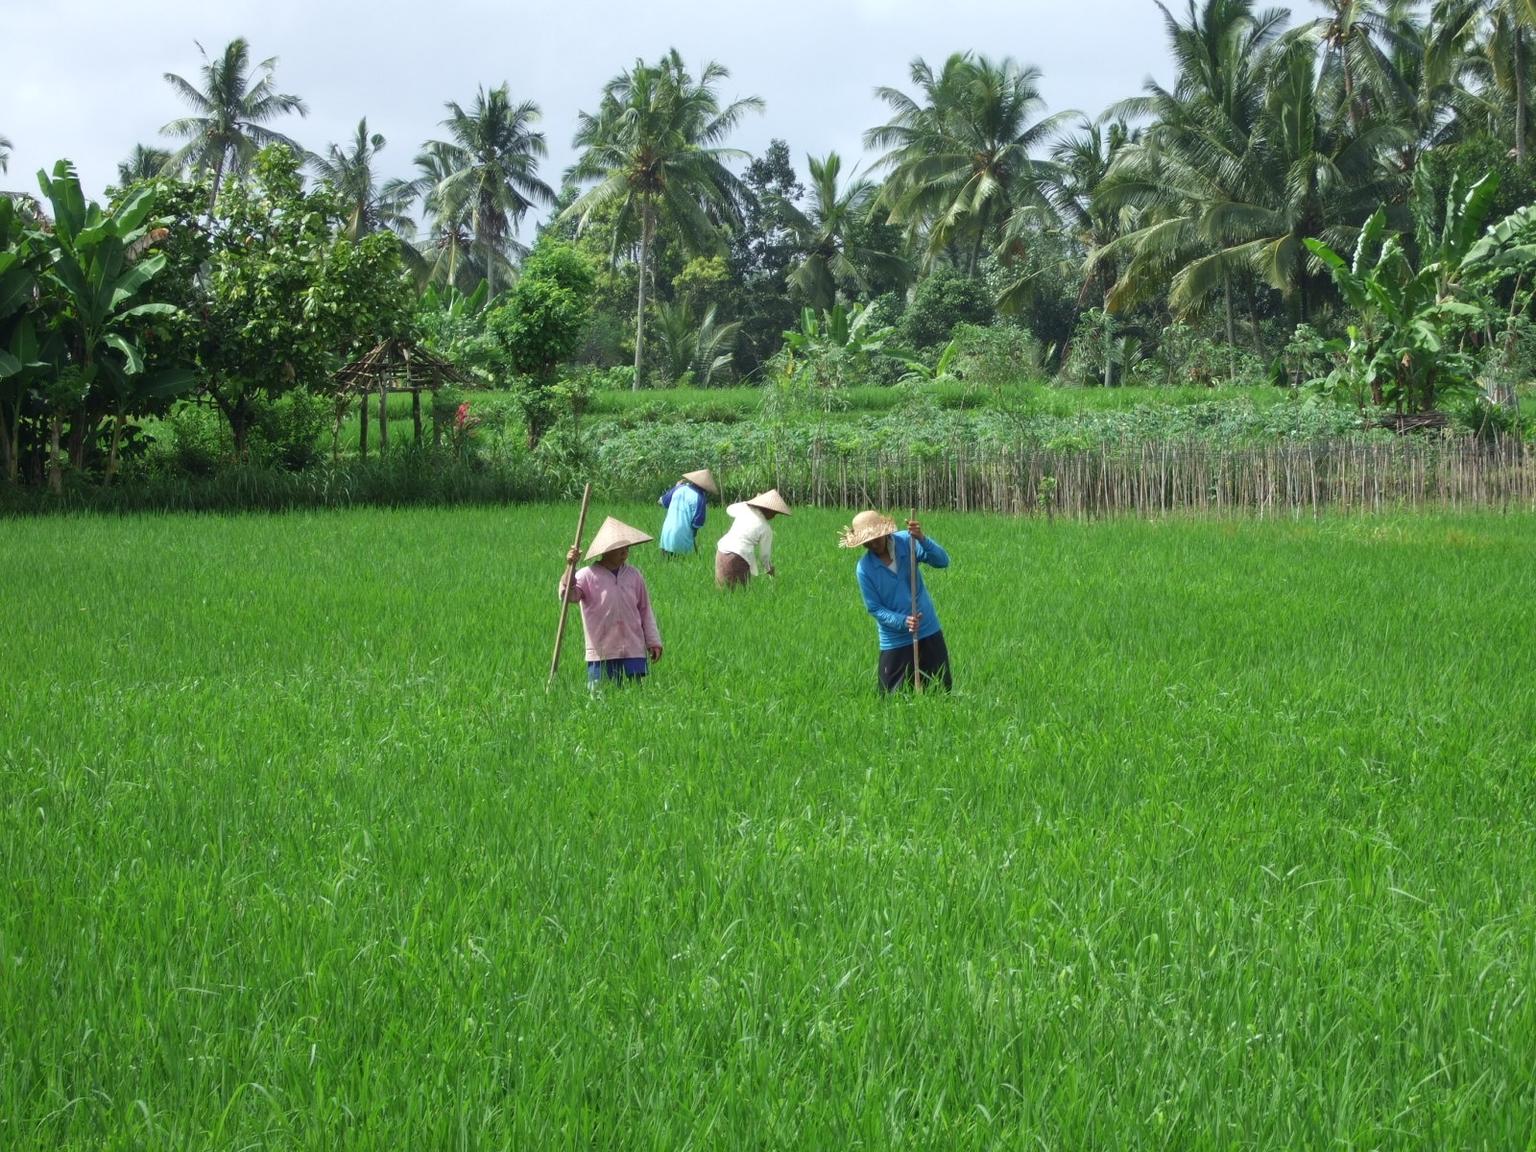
3,504,1535,1149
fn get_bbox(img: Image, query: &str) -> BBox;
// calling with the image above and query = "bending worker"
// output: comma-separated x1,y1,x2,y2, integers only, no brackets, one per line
715,489,792,588
839,509,953,692
658,469,717,556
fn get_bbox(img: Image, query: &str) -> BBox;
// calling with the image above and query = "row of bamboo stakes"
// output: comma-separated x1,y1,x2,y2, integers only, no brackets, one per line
725,436,1536,518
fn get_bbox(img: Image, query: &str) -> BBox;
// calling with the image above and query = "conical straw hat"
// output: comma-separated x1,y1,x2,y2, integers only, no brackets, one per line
838,509,898,548
584,516,654,560
746,488,792,516
682,468,718,496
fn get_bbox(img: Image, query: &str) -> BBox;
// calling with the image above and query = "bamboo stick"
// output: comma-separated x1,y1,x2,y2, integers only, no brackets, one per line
549,483,594,683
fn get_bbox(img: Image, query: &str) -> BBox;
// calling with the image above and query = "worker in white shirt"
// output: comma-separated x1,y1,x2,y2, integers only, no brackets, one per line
714,489,792,588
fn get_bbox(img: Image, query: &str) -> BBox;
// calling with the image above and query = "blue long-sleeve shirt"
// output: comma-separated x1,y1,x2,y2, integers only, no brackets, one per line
658,482,708,552
855,531,949,650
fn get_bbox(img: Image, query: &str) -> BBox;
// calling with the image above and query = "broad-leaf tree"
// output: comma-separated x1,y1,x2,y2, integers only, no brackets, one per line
727,139,806,373
563,49,763,389
32,161,192,488
160,37,308,212
1304,172,1531,412
0,195,48,482
487,240,597,445
195,147,413,458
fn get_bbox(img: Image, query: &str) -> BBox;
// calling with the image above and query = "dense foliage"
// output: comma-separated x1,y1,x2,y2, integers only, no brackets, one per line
7,2,1536,496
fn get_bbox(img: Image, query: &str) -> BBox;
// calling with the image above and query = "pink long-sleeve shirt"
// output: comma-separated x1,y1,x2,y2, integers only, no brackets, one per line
557,563,662,661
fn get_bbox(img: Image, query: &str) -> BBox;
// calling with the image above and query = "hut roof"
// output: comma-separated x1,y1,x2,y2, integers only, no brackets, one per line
335,337,479,393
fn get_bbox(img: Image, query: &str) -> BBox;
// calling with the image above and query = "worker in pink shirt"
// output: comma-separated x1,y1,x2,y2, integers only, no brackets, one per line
558,516,663,685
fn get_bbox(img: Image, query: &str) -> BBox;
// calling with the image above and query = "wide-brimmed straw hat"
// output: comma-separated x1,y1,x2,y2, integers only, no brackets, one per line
746,488,792,516
838,509,898,548
584,516,654,560
682,468,719,496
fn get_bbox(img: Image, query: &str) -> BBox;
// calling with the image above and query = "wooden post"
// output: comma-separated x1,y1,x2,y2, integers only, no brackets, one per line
550,483,595,683
412,388,423,445
378,386,389,455
359,390,369,460
909,506,922,694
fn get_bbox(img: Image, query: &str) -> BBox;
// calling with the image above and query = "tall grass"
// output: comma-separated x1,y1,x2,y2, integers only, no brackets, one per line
3,506,1534,1147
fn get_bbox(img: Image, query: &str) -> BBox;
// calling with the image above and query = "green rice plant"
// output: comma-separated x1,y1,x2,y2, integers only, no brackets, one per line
2,507,1535,1148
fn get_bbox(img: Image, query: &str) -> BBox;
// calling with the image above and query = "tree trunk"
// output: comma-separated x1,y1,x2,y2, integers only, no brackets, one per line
231,407,249,463
633,205,654,391
105,408,126,485
1518,28,1530,165
48,413,63,494
208,153,227,220
1246,280,1264,357
0,404,12,484
67,408,89,470
967,227,986,279
1102,314,1114,388
485,224,496,298
1223,273,1237,383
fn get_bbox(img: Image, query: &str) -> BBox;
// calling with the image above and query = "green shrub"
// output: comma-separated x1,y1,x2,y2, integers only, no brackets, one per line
899,272,995,349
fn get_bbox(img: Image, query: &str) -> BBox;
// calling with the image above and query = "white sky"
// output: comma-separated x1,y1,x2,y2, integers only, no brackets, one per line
3,0,1213,231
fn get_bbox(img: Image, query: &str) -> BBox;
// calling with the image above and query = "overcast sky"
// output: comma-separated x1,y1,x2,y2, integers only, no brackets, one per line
4,0,1199,231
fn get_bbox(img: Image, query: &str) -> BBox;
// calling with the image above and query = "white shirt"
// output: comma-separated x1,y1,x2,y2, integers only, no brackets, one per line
716,502,774,575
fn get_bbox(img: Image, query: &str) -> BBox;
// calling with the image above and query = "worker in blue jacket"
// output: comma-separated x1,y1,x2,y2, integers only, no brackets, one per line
658,469,718,556
839,509,953,693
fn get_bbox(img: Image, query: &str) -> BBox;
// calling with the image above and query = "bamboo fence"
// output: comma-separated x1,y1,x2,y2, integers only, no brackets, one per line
727,435,1536,518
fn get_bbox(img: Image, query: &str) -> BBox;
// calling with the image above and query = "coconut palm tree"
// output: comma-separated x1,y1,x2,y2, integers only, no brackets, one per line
388,146,488,293
1098,0,1411,327
419,85,553,297
780,152,909,312
308,118,414,241
563,49,764,389
866,53,1074,277
1310,0,1421,130
160,37,308,212
1015,116,1138,313
116,144,174,188
1459,0,1536,160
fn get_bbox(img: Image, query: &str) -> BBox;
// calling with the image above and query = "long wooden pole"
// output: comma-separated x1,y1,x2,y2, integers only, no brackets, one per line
909,505,922,694
549,483,594,682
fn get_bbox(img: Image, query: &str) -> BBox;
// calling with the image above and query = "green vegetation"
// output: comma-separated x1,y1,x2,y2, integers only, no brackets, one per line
4,505,1534,1147
9,4,1536,502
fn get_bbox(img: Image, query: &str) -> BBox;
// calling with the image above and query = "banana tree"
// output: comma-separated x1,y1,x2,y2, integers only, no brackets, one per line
0,196,46,482
1305,173,1518,414
35,161,192,486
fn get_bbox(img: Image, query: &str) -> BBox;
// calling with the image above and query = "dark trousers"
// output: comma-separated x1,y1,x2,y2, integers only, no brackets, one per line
877,630,952,694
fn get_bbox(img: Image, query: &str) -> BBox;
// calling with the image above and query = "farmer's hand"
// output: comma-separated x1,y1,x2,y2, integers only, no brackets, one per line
906,612,922,633
648,644,663,662
566,545,580,563
907,519,925,542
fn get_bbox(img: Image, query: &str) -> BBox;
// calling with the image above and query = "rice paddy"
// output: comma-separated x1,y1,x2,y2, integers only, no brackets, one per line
3,504,1534,1149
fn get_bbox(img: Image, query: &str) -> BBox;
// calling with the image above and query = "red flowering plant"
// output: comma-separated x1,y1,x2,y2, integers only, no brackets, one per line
450,401,482,457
